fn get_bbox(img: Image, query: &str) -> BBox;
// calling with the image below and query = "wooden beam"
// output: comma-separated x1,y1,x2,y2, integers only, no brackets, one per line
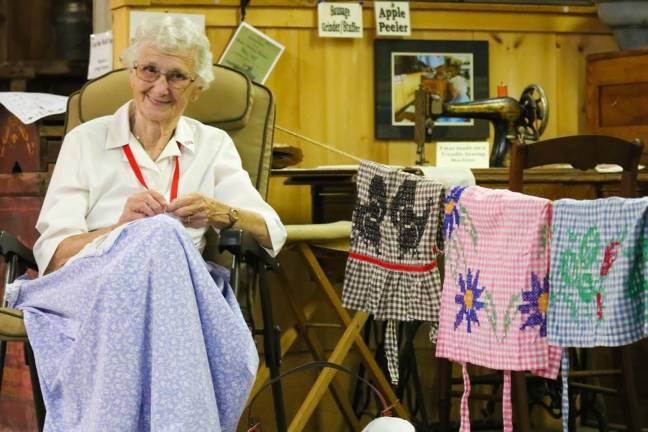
111,0,607,34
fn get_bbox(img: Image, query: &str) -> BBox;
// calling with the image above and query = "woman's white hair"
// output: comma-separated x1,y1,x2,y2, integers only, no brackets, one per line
121,15,214,90
448,75,468,96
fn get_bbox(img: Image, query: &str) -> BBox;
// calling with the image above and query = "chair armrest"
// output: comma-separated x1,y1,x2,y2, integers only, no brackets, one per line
0,230,37,270
217,229,278,271
0,307,27,341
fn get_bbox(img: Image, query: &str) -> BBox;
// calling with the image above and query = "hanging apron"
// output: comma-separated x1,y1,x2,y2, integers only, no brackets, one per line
435,186,561,432
548,197,648,431
343,160,445,384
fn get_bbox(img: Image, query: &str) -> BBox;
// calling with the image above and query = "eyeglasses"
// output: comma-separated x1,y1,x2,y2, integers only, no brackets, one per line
133,63,195,90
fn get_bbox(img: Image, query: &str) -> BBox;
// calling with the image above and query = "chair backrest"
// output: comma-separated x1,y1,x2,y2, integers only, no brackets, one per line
508,135,643,197
64,65,275,199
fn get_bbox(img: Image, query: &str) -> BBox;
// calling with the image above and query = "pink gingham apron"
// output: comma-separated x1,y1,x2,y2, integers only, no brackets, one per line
435,186,562,431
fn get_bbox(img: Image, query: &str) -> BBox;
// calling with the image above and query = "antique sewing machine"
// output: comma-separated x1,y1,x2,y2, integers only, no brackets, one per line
414,84,549,166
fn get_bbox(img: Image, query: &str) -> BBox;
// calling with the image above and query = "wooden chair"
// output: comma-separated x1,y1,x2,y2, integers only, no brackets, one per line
508,134,644,432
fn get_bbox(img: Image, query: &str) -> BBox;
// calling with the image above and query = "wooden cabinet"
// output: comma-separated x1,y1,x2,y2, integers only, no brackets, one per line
586,49,648,163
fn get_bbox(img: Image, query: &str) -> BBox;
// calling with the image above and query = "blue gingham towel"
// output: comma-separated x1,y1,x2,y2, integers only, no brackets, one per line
548,197,648,347
548,197,648,431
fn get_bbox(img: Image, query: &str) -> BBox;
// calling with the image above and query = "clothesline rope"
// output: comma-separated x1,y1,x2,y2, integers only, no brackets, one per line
276,125,363,163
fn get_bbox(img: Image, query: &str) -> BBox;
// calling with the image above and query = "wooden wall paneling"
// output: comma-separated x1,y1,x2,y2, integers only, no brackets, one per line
554,34,617,135
484,31,559,140
266,28,312,224
6,0,53,61
299,36,333,166
205,27,231,54
0,0,6,63
111,1,615,225
28,0,52,60
555,34,587,136
111,6,130,67
321,36,378,165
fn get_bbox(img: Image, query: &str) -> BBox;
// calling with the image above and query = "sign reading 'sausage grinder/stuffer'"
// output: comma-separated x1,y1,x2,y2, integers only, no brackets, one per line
318,2,363,38
374,2,411,37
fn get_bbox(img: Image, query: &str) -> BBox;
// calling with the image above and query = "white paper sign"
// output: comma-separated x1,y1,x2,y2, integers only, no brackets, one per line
436,141,490,168
219,22,285,84
318,2,363,38
129,11,205,43
0,93,68,124
374,2,411,36
88,31,113,79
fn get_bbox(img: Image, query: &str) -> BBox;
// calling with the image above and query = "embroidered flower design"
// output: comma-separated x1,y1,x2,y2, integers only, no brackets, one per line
627,240,648,301
595,241,621,318
454,268,485,333
444,186,466,240
600,241,620,277
518,272,549,337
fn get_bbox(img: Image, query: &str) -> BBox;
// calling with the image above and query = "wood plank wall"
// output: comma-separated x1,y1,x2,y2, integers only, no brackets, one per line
111,0,618,224
0,0,55,63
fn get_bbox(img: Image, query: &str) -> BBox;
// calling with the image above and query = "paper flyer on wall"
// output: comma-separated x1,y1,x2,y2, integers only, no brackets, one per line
219,22,285,84
88,30,113,79
0,93,68,124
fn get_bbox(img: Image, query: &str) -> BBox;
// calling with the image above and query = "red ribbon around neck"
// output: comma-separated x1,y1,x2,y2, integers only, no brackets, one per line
122,142,180,201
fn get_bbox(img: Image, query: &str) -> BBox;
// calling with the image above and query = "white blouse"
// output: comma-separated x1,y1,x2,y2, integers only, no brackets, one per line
34,101,287,274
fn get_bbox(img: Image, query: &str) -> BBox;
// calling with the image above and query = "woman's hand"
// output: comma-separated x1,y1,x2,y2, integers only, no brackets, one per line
167,192,229,229
117,190,168,225
168,192,272,248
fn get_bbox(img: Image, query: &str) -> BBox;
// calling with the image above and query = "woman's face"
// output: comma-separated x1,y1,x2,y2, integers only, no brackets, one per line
129,44,200,126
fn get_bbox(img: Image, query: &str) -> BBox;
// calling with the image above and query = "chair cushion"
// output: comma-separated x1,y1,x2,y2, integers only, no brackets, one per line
77,66,252,130
0,307,27,341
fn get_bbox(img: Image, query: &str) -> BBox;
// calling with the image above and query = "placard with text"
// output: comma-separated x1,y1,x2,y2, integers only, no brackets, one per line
318,2,363,38
436,141,490,168
374,2,411,37
88,31,113,79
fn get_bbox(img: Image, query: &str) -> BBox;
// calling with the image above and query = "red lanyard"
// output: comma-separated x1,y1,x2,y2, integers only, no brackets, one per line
122,142,180,201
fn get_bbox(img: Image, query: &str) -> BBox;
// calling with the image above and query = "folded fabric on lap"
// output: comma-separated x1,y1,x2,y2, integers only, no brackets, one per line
7,214,257,432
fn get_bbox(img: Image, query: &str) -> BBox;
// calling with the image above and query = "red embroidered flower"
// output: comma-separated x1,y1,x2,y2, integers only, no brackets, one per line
599,241,620,277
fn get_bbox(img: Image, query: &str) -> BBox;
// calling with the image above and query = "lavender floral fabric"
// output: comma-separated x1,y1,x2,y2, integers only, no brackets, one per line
6,215,257,432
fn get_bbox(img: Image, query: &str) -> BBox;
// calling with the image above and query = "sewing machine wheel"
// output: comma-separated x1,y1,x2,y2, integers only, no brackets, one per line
518,84,549,141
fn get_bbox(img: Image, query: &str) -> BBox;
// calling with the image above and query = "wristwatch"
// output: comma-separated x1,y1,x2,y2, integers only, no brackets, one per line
223,207,240,230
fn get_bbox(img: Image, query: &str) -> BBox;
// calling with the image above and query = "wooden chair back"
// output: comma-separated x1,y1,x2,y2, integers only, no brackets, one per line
508,135,643,197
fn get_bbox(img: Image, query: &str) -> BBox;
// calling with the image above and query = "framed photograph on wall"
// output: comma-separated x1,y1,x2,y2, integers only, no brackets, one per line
374,39,489,140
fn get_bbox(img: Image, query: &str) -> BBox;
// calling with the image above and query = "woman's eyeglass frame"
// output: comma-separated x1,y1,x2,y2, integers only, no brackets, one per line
132,62,195,90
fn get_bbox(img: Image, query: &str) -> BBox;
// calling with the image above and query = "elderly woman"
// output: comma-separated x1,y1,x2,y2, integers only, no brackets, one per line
6,16,285,432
